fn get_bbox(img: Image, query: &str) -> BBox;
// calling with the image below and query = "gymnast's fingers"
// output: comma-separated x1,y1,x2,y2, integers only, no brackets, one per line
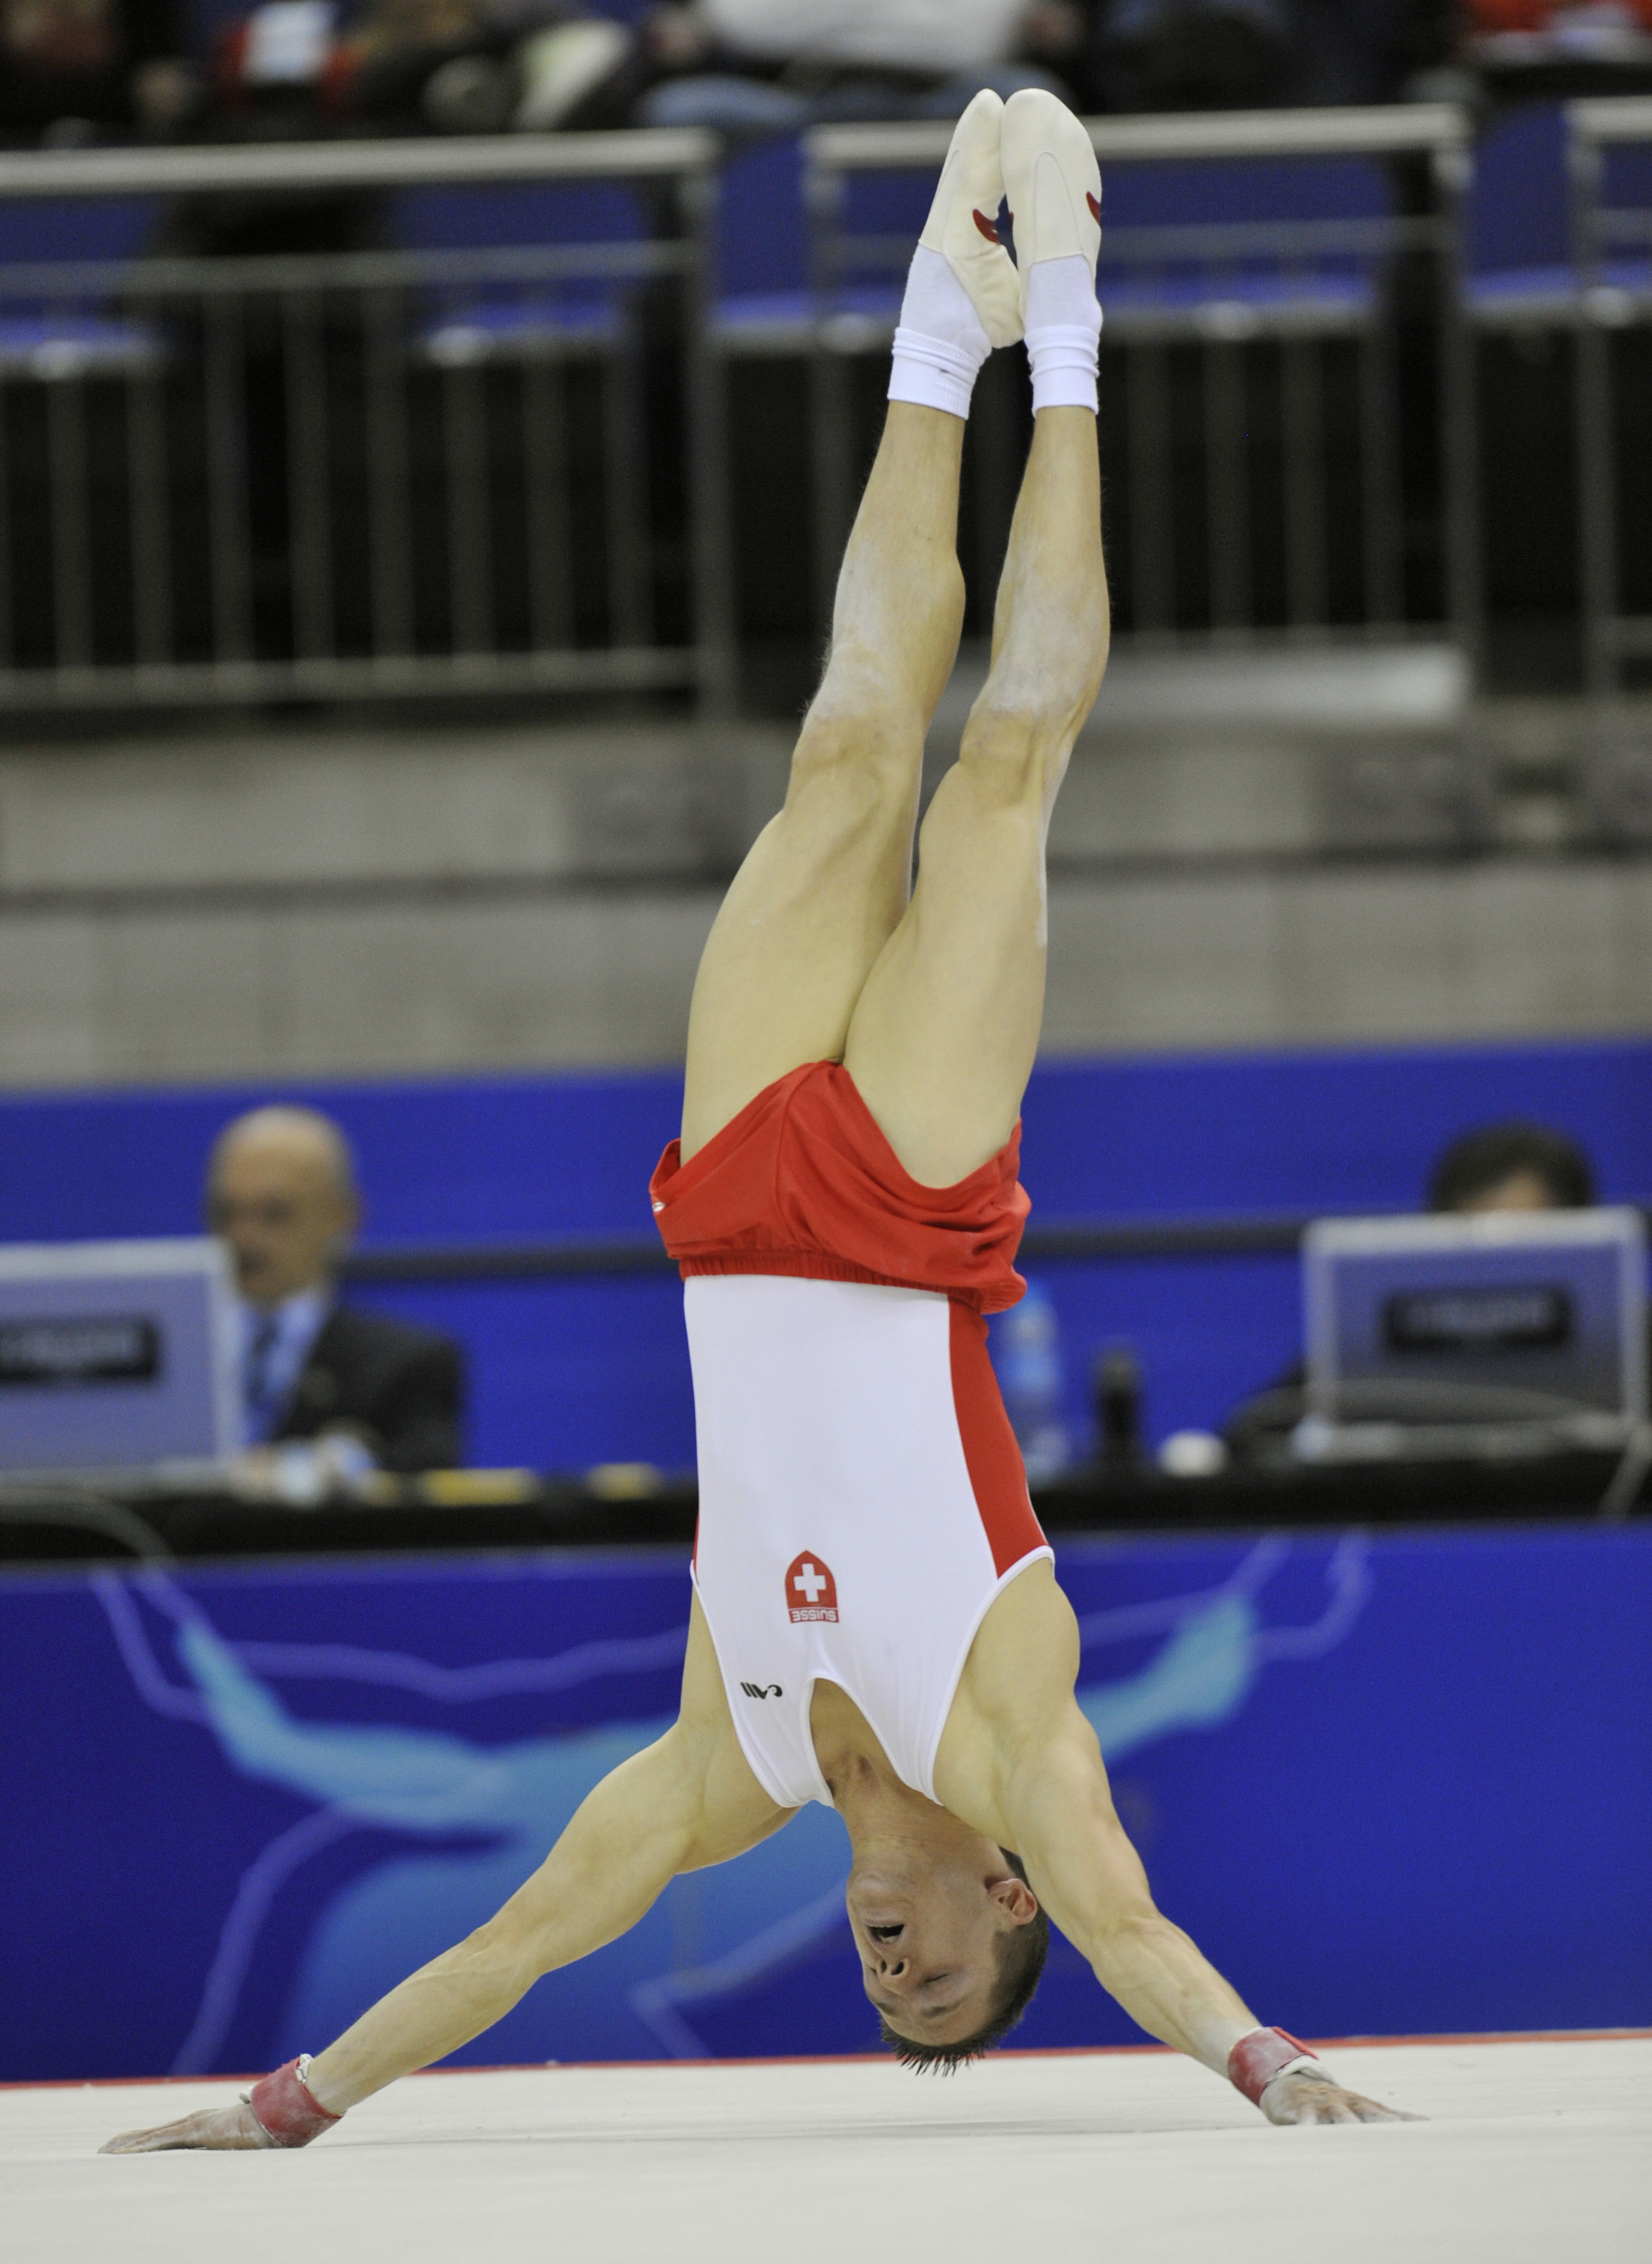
1347,2091,1425,2123
100,2102,274,2153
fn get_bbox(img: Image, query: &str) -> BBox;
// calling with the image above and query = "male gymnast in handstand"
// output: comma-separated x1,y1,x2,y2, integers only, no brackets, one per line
107,89,1406,2151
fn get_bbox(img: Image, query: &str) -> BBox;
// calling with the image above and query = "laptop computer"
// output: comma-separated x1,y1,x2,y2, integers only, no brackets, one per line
1301,1206,1647,1460
0,1239,239,1477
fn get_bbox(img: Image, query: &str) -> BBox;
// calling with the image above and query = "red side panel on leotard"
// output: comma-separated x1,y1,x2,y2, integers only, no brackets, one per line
650,1062,1029,1316
948,1299,1046,1574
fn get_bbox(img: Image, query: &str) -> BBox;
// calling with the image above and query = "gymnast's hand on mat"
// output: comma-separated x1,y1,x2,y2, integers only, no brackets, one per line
99,2100,276,2153
1259,2068,1421,2125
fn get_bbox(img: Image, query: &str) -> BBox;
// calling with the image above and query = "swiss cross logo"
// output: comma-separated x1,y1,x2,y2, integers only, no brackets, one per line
785,1550,839,1624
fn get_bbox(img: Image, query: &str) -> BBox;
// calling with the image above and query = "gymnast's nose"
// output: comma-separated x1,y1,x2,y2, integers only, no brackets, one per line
868,1923,908,1980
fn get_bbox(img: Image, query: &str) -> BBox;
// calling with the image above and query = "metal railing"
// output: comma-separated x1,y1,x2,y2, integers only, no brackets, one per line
1562,97,1652,836
800,105,1479,672
8,105,1637,741
333,1202,1500,1286
0,130,735,713
1569,101,1652,677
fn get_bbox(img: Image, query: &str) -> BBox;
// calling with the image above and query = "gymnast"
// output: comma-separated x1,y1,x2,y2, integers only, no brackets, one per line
105,89,1407,2151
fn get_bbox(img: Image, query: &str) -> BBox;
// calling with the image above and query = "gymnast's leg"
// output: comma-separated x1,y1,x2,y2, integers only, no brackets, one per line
678,89,1022,1162
840,85,1109,1188
843,400,1109,1188
678,407,965,1162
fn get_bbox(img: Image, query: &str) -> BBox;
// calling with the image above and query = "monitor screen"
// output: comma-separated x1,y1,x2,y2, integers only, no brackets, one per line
1304,1208,1647,1430
0,1240,238,1473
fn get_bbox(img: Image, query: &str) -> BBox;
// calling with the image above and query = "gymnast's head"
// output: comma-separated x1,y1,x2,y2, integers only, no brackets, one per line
847,1837,1048,2071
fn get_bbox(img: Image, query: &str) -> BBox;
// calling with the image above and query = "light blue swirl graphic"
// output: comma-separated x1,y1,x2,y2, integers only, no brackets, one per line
92,1536,1371,2069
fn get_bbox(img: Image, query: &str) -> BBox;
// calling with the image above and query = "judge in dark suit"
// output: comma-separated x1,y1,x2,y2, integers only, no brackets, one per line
207,1106,463,1474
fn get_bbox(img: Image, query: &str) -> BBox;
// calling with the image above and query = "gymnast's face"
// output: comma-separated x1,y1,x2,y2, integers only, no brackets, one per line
846,1838,1038,2049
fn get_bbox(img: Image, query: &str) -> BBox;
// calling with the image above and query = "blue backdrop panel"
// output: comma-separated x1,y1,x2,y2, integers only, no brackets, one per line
2,1524,1646,2084
0,1040,1647,1466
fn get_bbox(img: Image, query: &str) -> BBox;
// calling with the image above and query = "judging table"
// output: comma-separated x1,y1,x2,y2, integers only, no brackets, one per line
0,1448,1641,1564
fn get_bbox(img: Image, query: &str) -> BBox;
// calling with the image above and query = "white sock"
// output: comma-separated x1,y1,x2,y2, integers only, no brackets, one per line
1024,255,1102,415
888,245,991,422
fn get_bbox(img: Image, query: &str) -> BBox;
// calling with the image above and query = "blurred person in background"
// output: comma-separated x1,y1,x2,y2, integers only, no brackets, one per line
0,0,197,142
1086,0,1456,112
1455,0,1652,103
1426,1119,1597,1213
207,1105,464,1478
1088,0,1296,109
623,0,1092,133
150,0,641,665
196,0,1093,137
1224,1118,1603,1460
206,0,624,135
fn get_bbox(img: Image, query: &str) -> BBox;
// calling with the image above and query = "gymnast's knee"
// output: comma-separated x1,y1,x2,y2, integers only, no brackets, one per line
954,704,1073,812
785,710,922,822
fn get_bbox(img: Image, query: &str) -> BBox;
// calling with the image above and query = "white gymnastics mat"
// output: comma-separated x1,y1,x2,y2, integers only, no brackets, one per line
5,2035,1648,2264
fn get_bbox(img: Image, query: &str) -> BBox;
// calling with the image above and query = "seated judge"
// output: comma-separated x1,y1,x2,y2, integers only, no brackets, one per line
1423,1119,1595,1217
1224,1118,1600,1461
206,1105,464,1475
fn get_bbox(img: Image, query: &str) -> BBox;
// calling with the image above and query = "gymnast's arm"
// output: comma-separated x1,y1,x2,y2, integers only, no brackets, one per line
934,1561,1413,2127
101,1602,792,2153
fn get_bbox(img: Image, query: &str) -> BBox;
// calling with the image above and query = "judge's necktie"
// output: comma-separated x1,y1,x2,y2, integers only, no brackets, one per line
244,1312,283,1442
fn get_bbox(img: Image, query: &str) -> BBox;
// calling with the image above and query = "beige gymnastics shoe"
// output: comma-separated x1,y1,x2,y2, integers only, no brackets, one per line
1000,88,1102,325
917,89,1024,350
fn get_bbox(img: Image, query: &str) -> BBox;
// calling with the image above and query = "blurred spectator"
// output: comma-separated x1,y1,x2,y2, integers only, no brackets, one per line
207,1105,464,1476
1090,0,1295,110
183,0,1098,138
626,0,1090,133
1457,0,1652,98
204,0,628,133
1086,0,1455,111
0,0,197,142
1223,1118,1602,1459
1463,0,1652,49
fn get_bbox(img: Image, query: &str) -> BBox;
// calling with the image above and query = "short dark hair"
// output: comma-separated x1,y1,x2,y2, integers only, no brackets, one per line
878,1852,1049,2075
1427,1121,1597,1214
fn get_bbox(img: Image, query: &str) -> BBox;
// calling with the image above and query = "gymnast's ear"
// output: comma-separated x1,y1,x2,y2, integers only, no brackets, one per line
988,1871,1039,1925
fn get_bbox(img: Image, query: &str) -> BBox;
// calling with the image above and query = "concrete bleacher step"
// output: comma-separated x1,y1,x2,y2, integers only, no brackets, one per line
942,641,1471,739
0,698,1645,1088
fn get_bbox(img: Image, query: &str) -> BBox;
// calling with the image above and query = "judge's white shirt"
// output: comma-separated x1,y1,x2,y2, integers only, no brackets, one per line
700,0,1028,77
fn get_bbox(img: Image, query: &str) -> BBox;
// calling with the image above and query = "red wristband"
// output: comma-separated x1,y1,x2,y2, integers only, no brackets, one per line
1227,2027,1319,2106
245,2056,343,2148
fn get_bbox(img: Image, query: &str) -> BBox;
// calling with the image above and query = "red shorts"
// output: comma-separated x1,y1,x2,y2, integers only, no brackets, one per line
649,1061,1029,1316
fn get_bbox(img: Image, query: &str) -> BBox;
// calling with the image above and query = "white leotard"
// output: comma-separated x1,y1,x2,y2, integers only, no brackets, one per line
684,1272,1052,1810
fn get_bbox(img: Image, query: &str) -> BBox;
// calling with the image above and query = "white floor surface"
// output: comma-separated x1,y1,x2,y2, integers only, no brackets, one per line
4,2037,1649,2264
